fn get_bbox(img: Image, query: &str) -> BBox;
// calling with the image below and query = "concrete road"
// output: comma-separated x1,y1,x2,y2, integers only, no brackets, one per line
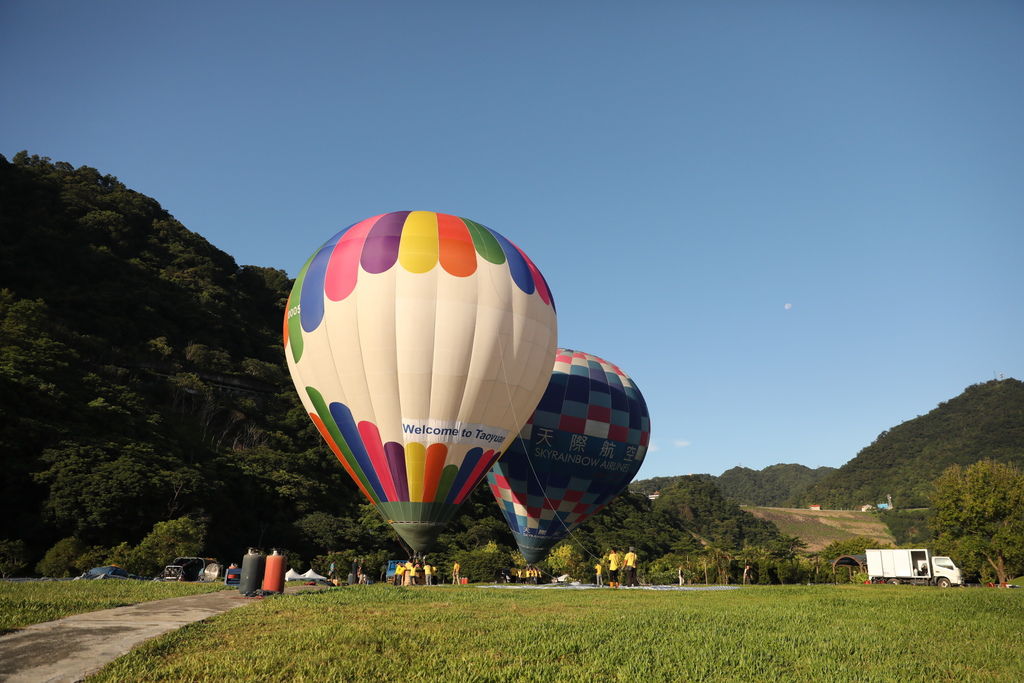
0,589,256,682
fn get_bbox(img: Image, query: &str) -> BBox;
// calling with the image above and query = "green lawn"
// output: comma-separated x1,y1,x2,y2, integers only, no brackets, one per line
0,580,228,634
90,584,1024,681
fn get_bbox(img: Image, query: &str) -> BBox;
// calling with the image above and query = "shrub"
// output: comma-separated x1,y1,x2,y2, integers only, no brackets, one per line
36,537,88,577
126,517,206,576
0,539,28,577
456,542,515,582
542,543,588,580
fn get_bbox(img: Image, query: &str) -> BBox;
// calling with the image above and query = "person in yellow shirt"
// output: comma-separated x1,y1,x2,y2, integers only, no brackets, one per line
608,549,621,588
424,562,434,586
452,561,461,584
393,561,405,586
623,547,638,587
594,561,604,587
404,560,415,586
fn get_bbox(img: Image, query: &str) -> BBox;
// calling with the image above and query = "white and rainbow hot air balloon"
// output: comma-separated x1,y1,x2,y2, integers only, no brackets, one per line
284,211,557,552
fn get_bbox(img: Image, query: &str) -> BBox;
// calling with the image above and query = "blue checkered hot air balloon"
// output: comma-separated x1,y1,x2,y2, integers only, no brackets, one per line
487,349,651,563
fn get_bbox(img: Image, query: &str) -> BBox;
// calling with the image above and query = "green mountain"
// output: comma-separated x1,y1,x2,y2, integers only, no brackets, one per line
630,475,707,498
573,476,795,559
0,152,372,570
714,464,836,506
632,464,835,507
797,379,1024,509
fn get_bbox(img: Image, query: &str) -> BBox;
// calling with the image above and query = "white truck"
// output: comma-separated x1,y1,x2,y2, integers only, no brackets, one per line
865,549,964,587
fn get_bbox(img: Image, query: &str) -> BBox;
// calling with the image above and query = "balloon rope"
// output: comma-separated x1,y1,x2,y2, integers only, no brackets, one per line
491,318,604,566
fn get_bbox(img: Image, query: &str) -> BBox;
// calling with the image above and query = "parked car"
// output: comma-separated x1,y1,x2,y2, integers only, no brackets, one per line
75,565,148,581
158,557,221,582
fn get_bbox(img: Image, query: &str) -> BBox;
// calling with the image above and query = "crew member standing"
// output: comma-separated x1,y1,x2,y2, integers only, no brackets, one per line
404,559,415,586
424,562,434,586
623,547,638,587
594,561,604,587
394,561,405,586
608,549,621,588
452,561,461,584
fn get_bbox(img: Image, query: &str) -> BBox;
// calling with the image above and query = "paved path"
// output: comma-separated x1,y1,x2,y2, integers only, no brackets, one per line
0,589,262,682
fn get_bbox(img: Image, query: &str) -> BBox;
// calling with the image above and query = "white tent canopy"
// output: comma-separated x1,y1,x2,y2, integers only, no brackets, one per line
286,567,329,581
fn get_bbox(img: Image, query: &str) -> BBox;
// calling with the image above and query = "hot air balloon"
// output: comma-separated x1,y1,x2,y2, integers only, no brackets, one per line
487,349,650,563
284,211,557,553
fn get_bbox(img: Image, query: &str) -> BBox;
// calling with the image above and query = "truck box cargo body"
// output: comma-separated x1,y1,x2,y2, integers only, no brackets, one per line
865,549,964,587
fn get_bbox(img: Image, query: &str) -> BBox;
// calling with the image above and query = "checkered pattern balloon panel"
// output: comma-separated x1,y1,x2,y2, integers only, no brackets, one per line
488,349,650,561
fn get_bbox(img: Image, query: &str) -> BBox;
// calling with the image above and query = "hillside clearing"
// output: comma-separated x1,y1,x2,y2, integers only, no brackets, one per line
744,506,896,552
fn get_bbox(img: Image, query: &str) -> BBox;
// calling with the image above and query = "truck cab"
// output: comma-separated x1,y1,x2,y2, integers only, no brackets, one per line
930,556,963,588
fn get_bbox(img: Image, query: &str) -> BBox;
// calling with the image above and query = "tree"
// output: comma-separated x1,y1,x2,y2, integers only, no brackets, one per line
455,541,513,582
818,536,891,562
130,516,206,576
35,537,89,577
931,460,1024,585
544,542,587,580
0,539,27,577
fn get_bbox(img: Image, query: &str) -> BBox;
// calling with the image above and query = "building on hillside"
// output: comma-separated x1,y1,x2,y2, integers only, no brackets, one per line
648,491,660,501
808,504,821,511
860,504,874,512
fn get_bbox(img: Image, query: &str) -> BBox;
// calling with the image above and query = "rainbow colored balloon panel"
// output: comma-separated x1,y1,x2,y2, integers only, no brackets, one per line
285,211,554,364
284,211,559,553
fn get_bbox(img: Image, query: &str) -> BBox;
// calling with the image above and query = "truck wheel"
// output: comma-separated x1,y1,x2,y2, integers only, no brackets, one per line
888,578,900,585
936,578,951,588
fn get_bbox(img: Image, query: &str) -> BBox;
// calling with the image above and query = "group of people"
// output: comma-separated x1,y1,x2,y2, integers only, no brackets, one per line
380,547,642,588
392,559,437,585
595,547,639,587
502,566,543,583
391,559,464,586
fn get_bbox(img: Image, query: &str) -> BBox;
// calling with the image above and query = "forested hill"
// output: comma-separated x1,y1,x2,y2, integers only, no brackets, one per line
632,464,835,507
797,379,1024,509
714,464,836,506
1,152,799,578
633,380,1024,511
0,152,364,569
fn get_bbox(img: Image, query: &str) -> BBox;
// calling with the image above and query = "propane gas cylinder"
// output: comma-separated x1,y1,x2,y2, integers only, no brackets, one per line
239,547,265,594
262,549,287,593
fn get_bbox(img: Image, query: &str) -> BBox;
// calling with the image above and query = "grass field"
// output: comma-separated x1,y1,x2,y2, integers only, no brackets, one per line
90,584,1023,682
0,580,228,634
744,506,896,550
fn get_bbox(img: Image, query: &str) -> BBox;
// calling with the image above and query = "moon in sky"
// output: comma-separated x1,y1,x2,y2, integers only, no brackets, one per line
784,303,793,310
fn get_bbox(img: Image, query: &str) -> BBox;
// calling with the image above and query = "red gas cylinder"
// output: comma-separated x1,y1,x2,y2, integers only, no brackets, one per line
262,549,287,593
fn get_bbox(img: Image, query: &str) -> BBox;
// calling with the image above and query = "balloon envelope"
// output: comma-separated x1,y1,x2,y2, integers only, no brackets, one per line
487,349,650,563
285,211,557,552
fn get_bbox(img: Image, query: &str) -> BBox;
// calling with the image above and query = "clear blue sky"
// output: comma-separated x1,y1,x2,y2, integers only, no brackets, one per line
3,1,1022,478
